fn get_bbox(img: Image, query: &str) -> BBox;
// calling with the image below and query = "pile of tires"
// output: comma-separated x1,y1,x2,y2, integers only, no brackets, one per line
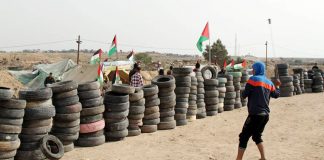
293,75,302,95
204,79,219,116
152,75,177,130
128,87,145,136
293,68,305,93
76,81,105,147
229,72,242,109
277,63,289,76
142,84,160,132
195,69,206,119
187,76,198,121
173,67,192,126
217,77,227,113
49,81,81,152
279,76,294,97
104,84,133,141
312,72,324,93
0,87,24,160
17,87,60,159
304,79,313,93
240,71,249,107
224,75,235,111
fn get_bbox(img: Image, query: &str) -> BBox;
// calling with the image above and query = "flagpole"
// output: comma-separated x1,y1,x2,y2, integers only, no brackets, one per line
208,37,211,65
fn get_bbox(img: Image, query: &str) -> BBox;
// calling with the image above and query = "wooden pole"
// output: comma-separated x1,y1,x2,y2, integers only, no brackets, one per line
76,35,82,65
265,41,268,71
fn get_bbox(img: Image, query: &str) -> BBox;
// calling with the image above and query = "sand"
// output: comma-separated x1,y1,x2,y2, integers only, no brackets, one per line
62,93,324,160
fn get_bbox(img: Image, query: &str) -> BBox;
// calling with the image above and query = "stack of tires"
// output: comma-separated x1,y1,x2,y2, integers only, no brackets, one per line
76,81,105,147
152,75,177,130
312,72,324,93
230,72,242,109
49,81,80,152
173,67,192,126
293,68,305,93
240,71,249,107
187,76,198,121
0,87,24,160
293,75,302,95
304,79,313,93
277,63,289,76
142,84,160,132
104,84,134,141
224,75,235,111
279,76,294,97
217,77,227,113
17,88,56,158
204,79,219,116
195,69,207,119
128,87,145,136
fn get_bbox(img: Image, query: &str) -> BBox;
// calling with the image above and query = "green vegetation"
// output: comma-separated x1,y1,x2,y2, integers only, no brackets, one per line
203,39,230,66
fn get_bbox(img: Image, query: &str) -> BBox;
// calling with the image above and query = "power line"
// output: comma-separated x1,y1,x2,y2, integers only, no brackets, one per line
0,40,74,49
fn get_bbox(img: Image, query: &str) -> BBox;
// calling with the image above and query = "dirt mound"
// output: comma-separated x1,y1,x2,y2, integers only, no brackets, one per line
0,70,24,97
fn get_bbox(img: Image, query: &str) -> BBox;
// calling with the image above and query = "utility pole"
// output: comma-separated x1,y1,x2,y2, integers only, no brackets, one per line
76,35,82,65
265,41,268,70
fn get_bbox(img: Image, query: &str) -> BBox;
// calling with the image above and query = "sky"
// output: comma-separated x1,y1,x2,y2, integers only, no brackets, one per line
0,0,324,58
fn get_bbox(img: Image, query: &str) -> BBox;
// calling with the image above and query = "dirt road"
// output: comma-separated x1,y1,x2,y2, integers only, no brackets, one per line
62,93,324,160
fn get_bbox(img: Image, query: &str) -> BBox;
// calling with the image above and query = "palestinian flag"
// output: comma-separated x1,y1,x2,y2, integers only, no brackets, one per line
90,49,103,64
97,63,104,84
223,59,227,68
231,59,235,67
108,35,117,57
242,59,247,68
196,22,210,52
127,50,135,62
113,66,120,84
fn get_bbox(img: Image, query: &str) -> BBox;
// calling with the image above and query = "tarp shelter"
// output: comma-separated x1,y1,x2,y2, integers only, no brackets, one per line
9,59,77,88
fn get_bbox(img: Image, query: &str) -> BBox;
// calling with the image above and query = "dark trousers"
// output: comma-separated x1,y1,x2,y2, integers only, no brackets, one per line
239,115,269,149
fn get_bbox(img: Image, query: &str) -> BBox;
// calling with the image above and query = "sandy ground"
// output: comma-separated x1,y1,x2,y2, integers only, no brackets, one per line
62,93,324,160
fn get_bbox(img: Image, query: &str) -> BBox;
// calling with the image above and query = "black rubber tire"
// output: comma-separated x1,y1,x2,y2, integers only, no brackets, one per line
176,97,189,103
174,108,187,114
176,94,190,98
143,112,160,120
48,80,78,93
106,118,129,131
129,105,145,115
40,135,64,160
145,98,160,108
225,92,236,99
129,89,144,102
226,86,235,92
105,129,128,138
54,112,80,122
0,99,26,109
24,106,55,120
23,118,52,128
53,89,78,100
127,113,144,120
53,95,79,108
0,133,18,141
0,87,18,99
81,105,105,116
130,98,145,106
103,110,129,120
79,130,104,138
144,106,159,115
0,108,24,119
224,104,234,111
277,63,289,69
22,125,51,135
152,75,175,88
158,85,176,94
78,89,101,100
201,66,217,80
55,102,82,114
187,109,197,116
159,93,176,103
75,135,105,147
140,125,157,133
172,67,192,74
143,84,159,97
53,133,79,142
128,129,141,137
53,119,80,128
112,84,135,94
205,90,219,98
224,98,235,105
174,76,191,83
15,149,46,160
0,124,21,134
204,79,219,86
174,87,190,94
63,143,74,152
175,102,189,108
143,118,160,125
105,102,129,112
80,114,103,124
176,119,188,126
19,141,39,151
197,88,205,94
78,81,100,92
145,94,159,102
104,91,129,103
205,98,219,105
51,126,80,134
81,97,103,108
0,150,16,159
0,139,20,151
158,120,176,130
19,87,52,101
19,134,47,143
217,87,226,93
206,111,218,116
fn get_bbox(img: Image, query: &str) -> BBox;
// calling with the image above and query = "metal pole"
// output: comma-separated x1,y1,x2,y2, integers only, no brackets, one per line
235,33,237,56
76,35,82,65
208,39,211,65
265,41,268,70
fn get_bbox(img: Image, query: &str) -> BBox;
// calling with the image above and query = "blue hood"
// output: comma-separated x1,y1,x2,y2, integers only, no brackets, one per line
252,61,265,76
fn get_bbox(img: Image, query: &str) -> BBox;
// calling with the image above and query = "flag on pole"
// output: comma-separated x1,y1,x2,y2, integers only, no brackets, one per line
127,50,135,62
242,59,247,68
231,59,235,67
113,66,120,84
97,63,104,84
108,35,117,57
196,22,210,52
223,59,227,68
90,49,103,64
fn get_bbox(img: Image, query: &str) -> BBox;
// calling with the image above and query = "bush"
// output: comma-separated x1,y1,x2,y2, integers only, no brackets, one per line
134,53,152,65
